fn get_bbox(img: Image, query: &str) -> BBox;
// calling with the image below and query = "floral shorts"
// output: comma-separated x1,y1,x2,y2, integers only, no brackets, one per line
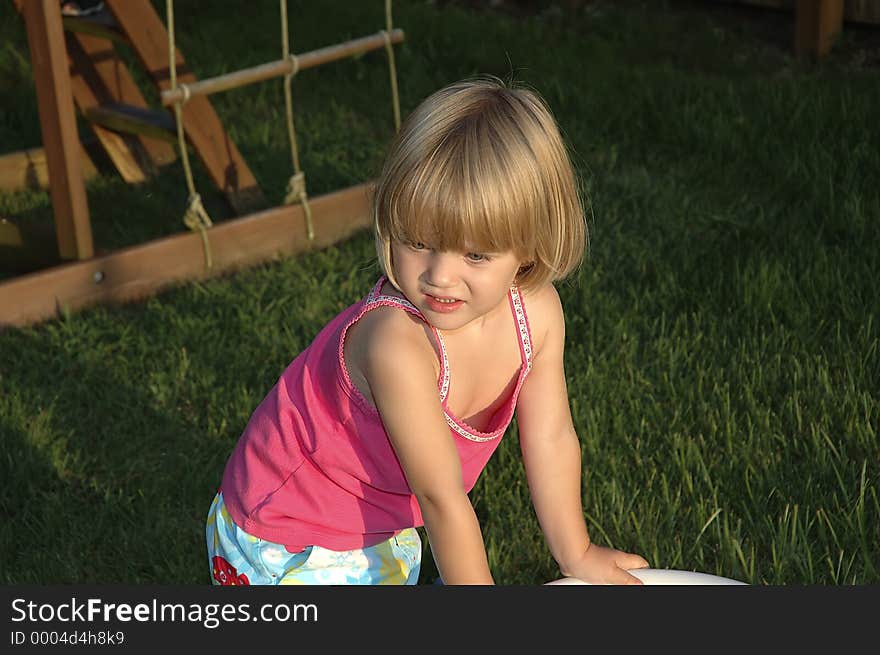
206,492,422,585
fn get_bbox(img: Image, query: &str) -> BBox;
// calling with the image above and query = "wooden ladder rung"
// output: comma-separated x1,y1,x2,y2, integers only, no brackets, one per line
84,102,177,143
61,11,126,45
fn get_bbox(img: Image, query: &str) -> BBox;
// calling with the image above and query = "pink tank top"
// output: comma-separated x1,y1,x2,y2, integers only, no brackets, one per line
220,276,534,551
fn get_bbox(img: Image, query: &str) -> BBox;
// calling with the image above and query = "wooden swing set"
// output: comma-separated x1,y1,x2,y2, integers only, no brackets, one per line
1,0,404,328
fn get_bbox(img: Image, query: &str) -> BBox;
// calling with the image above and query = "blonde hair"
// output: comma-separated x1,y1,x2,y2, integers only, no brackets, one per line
373,76,587,292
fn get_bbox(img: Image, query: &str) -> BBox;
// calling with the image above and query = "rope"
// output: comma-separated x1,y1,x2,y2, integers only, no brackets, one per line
281,0,314,242
163,0,404,258
166,0,213,270
383,0,401,132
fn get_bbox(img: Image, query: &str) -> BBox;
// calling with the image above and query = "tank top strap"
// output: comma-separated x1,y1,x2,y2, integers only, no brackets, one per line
507,285,534,373
361,276,451,402
365,276,415,311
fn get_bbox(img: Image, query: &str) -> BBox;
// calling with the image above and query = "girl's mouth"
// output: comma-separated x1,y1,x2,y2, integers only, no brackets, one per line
424,294,464,313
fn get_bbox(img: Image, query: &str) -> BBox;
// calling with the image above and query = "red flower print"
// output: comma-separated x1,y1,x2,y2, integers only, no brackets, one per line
212,556,250,585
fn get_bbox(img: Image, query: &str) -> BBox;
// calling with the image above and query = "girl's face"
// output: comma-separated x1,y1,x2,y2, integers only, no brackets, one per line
390,239,525,333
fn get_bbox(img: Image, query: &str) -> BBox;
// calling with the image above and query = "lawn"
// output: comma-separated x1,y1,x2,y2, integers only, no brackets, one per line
0,0,877,585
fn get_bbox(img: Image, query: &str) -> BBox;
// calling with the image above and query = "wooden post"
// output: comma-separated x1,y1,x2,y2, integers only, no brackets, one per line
796,0,845,60
21,0,94,260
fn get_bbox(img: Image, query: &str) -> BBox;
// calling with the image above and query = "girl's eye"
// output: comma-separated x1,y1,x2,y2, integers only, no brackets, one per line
466,252,489,263
408,241,428,250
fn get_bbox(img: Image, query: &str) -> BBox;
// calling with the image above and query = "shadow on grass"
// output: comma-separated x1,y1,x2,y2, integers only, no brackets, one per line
0,332,220,584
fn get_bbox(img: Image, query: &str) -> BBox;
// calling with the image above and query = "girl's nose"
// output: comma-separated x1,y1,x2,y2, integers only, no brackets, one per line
425,251,458,288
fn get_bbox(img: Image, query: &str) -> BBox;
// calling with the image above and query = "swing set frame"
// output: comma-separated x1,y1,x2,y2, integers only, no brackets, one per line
1,0,403,328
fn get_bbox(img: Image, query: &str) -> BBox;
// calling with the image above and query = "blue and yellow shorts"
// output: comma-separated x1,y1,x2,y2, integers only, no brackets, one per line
206,492,421,585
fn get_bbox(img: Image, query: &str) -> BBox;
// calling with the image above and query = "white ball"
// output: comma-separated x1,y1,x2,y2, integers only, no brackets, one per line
545,568,747,585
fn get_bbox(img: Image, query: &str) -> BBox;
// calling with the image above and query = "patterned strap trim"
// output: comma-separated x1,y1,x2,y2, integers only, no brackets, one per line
509,286,533,372
444,413,500,442
435,330,451,402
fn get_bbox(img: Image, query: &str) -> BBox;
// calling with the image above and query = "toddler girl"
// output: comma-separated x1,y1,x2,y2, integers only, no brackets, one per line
206,76,649,585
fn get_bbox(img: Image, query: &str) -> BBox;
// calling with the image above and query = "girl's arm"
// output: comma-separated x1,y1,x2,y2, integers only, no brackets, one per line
358,310,495,584
515,285,649,584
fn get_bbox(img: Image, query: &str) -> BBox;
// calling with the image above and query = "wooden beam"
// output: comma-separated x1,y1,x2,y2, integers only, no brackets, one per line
0,183,373,329
160,29,405,107
21,0,94,260
104,0,266,215
0,146,98,192
795,0,844,60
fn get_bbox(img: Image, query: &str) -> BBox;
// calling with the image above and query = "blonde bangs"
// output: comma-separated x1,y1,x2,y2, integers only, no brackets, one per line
385,126,540,259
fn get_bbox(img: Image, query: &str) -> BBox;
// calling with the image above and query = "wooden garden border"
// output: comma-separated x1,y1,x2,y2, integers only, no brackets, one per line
0,183,372,329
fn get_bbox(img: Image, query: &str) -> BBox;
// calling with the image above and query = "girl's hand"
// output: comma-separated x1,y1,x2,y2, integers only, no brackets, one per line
562,544,650,585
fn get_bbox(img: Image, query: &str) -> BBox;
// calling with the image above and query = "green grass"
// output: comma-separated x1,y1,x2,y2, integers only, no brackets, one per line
1,0,877,585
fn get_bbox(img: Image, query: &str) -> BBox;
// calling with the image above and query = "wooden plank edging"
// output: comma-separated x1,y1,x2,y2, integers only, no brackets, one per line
0,183,373,329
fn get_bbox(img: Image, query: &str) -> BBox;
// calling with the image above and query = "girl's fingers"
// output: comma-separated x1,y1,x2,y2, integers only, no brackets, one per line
620,552,650,571
614,553,650,583
617,568,644,585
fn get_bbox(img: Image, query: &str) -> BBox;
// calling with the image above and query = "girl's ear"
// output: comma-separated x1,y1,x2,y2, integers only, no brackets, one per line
515,261,535,285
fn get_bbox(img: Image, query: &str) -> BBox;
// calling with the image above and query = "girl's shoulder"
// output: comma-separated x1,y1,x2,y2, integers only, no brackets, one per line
353,299,434,353
518,282,565,354
343,294,439,405
518,281,561,310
